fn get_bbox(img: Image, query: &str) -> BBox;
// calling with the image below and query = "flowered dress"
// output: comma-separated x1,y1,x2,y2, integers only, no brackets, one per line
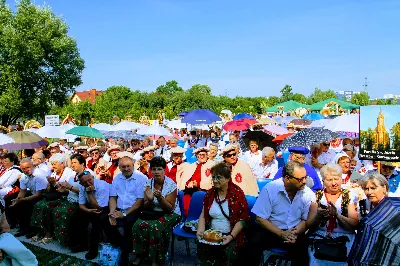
308,189,358,266
132,176,181,263
30,167,78,245
197,181,250,266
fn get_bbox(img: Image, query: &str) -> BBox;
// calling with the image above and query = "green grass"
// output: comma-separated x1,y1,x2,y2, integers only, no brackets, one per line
24,243,96,265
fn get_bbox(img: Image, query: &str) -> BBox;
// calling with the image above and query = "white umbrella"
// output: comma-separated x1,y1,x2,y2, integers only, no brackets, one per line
324,114,359,133
166,120,187,129
91,123,114,131
309,119,329,128
0,133,14,145
191,124,210,130
113,121,142,131
24,128,39,133
137,125,172,137
36,126,77,139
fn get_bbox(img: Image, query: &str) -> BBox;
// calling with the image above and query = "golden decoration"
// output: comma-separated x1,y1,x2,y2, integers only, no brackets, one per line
139,113,150,125
24,120,42,130
111,116,120,125
61,114,75,125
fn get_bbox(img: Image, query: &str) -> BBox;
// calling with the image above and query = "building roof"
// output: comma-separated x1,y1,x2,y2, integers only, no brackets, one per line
71,89,104,104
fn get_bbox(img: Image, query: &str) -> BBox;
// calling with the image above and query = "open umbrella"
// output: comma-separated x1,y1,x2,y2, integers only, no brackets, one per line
237,118,257,125
113,121,142,131
102,130,144,140
1,131,48,150
35,126,76,139
223,120,250,131
136,125,172,137
263,125,289,135
256,117,277,125
324,114,359,133
232,113,255,120
91,123,114,131
349,197,400,266
272,133,294,144
178,111,188,117
166,120,187,129
303,113,325,120
289,119,312,128
0,133,14,146
242,131,277,150
309,119,329,128
182,109,221,124
66,126,104,138
278,128,338,151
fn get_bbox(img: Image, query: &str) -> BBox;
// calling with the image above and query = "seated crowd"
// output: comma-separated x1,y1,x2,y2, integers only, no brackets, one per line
0,133,397,266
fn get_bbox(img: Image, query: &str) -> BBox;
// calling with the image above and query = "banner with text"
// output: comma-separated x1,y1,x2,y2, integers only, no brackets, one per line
45,115,60,126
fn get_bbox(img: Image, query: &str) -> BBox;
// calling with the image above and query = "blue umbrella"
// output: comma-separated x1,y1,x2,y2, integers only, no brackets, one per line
232,113,255,120
182,109,221,124
102,130,144,140
303,113,324,121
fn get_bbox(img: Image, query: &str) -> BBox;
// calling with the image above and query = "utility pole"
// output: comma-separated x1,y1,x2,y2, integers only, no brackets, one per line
362,77,369,91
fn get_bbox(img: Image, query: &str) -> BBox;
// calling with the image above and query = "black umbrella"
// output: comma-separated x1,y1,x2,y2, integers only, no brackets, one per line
278,128,338,151
242,130,277,150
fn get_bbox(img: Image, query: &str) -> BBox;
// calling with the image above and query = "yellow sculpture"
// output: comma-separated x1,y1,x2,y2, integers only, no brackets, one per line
139,113,150,125
111,116,120,125
158,110,164,125
24,120,42,130
374,108,390,149
61,114,75,125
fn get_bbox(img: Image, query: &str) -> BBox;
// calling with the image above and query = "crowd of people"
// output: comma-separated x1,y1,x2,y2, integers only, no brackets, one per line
0,126,398,266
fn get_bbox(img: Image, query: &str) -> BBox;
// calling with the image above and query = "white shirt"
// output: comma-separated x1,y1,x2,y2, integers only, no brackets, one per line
37,162,52,176
244,150,263,171
209,199,230,233
110,172,147,211
252,178,316,229
20,168,48,194
253,160,279,179
155,145,171,161
146,176,180,215
79,178,110,208
0,167,21,188
50,167,78,203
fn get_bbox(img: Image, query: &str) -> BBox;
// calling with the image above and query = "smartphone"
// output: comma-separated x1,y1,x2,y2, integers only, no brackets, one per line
320,203,328,209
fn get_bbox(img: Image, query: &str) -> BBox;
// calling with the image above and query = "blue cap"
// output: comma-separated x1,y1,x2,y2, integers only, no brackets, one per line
288,146,310,155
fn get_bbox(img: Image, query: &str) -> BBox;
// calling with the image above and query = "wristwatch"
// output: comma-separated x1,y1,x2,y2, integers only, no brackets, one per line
122,210,127,217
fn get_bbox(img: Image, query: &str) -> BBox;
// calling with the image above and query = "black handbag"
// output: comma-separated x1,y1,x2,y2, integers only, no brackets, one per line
310,233,350,262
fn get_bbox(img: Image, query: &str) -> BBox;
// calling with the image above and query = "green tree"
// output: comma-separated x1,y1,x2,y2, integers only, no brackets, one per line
279,85,293,102
307,88,337,104
391,122,400,150
376,99,387,105
291,93,308,104
187,84,212,95
0,0,84,126
351,91,370,106
155,80,183,95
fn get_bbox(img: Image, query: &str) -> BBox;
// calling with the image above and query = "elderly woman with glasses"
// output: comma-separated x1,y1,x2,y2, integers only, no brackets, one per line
220,144,259,196
30,153,78,245
87,146,107,178
366,161,400,196
358,172,390,217
197,162,250,266
131,157,181,266
307,163,359,265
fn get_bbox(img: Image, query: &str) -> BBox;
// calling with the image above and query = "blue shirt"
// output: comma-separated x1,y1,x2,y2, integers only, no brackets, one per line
273,164,323,192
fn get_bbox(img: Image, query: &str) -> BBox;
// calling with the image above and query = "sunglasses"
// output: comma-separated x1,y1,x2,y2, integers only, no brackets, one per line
286,174,307,182
77,170,90,179
225,152,237,158
91,151,100,155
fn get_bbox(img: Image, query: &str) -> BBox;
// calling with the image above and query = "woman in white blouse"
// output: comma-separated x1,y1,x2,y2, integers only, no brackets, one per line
307,163,359,265
0,153,21,198
30,153,77,245
131,156,181,266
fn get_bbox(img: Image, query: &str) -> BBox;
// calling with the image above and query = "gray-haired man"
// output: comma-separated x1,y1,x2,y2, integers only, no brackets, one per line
253,147,278,179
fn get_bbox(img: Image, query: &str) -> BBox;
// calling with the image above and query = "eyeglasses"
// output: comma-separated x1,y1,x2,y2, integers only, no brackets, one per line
211,175,224,181
225,152,237,158
91,151,100,155
286,174,307,182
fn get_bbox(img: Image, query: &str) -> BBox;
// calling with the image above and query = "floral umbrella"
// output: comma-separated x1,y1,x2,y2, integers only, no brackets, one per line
278,128,338,151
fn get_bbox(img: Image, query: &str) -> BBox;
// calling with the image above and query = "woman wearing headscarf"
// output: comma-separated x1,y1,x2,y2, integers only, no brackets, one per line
197,162,250,266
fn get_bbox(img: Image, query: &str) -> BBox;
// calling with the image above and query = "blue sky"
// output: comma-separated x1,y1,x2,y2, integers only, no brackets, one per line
360,106,400,132
8,0,400,98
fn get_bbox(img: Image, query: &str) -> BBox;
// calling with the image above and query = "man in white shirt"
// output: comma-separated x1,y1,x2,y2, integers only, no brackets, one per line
32,152,52,176
7,159,47,237
243,161,316,266
253,147,278,179
102,154,147,265
70,171,110,260
155,136,171,162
